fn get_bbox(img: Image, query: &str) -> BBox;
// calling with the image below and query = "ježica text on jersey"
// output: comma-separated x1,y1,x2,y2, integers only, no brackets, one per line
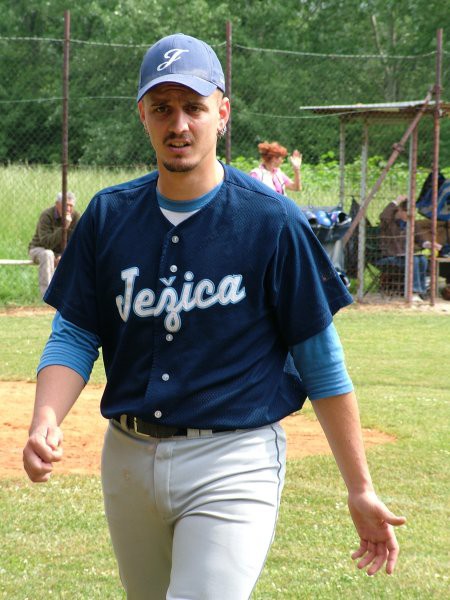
115,267,246,332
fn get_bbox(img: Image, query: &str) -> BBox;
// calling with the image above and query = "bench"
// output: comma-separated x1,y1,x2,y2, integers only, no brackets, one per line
0,259,34,265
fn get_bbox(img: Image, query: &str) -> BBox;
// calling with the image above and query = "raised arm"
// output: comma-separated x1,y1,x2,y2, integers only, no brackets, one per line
312,391,406,575
286,149,302,192
23,365,85,483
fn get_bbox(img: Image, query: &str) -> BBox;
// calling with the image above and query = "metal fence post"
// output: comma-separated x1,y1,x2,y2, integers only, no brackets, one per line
430,28,443,306
357,121,369,301
225,20,232,165
61,10,70,251
339,118,346,208
406,126,419,303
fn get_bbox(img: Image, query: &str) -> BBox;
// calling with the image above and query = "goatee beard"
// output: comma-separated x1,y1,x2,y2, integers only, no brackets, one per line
162,160,197,173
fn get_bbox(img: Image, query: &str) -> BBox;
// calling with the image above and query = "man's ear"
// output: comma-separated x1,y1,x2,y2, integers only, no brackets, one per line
138,100,146,124
219,96,230,129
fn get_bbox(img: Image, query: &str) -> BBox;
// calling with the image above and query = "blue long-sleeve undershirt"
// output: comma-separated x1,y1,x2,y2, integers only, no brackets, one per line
38,313,353,399
290,322,353,399
38,312,101,383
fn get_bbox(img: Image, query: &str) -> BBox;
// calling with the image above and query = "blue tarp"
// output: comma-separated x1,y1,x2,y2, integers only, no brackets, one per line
416,180,450,222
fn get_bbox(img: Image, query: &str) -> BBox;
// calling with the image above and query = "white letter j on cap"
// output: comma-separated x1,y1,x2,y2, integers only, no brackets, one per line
157,49,189,72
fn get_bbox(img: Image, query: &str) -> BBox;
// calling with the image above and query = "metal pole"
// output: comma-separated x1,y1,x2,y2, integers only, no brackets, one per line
430,28,443,306
342,88,434,247
406,126,419,303
225,20,232,165
357,121,369,301
339,118,346,208
61,10,70,251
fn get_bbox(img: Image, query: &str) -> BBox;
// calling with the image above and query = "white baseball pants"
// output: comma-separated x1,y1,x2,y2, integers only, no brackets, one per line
101,421,286,600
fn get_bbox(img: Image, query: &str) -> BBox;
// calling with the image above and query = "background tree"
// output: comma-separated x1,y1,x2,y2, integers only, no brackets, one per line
0,0,448,166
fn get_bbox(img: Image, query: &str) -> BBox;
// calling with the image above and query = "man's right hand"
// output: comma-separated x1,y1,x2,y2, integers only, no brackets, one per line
23,425,63,482
23,365,86,482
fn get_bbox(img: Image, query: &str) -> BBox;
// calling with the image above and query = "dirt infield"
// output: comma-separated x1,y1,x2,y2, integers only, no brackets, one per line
0,380,395,478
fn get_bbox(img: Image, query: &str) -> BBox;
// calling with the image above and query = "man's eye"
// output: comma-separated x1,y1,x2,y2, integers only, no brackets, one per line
154,106,168,113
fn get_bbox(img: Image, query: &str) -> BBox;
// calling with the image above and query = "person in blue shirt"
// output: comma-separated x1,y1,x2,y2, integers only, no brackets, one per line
23,33,405,600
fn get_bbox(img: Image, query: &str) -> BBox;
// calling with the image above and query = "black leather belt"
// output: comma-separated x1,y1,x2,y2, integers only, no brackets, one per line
113,415,234,438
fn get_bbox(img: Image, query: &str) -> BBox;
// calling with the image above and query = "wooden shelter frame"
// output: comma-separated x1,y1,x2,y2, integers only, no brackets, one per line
299,98,450,303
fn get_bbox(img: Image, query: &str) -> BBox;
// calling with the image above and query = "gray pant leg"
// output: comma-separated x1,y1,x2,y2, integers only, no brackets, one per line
29,246,55,296
102,423,286,600
101,424,173,599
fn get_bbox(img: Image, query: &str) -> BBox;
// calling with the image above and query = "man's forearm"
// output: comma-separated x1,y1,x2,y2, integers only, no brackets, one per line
30,365,85,432
312,391,374,494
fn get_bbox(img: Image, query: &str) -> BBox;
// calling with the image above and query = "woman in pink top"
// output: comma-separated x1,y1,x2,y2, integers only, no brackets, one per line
250,141,302,195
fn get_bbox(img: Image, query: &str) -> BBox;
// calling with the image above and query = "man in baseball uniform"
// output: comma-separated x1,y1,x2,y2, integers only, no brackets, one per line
23,33,405,599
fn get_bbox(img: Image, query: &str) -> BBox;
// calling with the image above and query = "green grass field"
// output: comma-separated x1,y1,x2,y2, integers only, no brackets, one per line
0,307,448,598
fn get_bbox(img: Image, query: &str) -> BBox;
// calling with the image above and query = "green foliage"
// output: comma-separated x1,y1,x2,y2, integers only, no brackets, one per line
226,154,259,173
0,0,449,165
0,308,449,598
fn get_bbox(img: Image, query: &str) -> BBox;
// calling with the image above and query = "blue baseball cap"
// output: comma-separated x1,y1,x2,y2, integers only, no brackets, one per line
137,33,226,102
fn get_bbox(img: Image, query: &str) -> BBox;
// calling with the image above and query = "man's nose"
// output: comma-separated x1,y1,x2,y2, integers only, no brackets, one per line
169,109,189,134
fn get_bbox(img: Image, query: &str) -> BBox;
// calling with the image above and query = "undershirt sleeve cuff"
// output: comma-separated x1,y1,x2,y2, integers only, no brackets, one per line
37,312,101,384
290,322,354,400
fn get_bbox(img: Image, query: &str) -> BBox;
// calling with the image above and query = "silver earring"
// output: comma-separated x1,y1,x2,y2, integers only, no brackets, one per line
217,125,227,139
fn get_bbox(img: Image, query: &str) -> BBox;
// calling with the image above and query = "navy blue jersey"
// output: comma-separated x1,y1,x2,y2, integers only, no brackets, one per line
45,165,352,428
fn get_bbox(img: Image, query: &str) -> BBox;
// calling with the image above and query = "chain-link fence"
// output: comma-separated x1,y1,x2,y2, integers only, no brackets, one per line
1,23,449,305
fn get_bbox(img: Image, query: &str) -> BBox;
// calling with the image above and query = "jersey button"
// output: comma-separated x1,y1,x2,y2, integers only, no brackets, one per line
166,334,173,342
154,410,162,419
170,265,177,273
162,373,170,381
171,235,179,244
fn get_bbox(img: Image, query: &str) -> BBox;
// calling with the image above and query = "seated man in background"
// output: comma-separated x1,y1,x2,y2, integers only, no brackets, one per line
29,191,80,297
379,195,440,301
